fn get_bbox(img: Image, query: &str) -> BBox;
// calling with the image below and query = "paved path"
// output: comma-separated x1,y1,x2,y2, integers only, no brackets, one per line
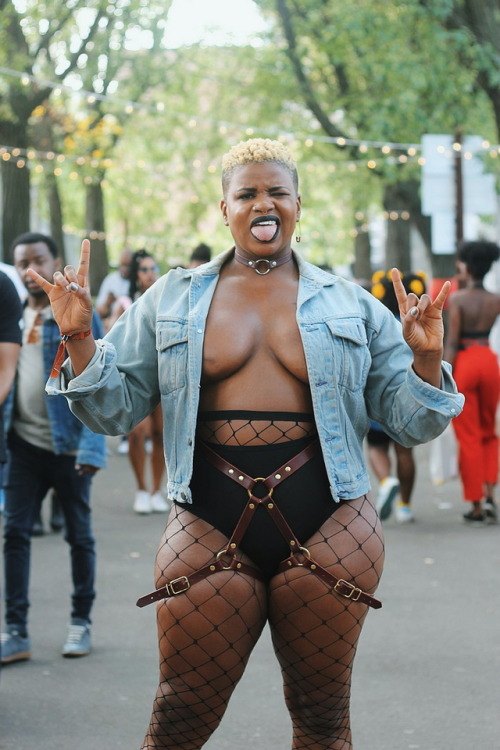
1,436,499,749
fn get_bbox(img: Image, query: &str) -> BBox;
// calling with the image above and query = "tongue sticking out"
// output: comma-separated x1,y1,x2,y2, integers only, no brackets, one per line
251,223,277,242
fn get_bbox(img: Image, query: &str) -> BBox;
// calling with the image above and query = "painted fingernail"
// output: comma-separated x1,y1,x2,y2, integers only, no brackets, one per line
409,307,419,317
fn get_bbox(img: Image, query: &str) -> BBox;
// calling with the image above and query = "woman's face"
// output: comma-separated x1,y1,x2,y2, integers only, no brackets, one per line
136,257,159,292
220,162,301,257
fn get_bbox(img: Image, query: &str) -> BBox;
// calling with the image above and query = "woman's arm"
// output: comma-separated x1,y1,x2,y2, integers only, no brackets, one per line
391,268,448,389
27,240,96,374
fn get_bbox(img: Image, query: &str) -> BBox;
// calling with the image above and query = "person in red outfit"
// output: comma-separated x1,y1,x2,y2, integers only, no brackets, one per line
444,240,500,523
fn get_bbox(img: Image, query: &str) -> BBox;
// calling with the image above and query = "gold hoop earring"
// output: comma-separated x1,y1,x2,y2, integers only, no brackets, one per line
295,220,302,243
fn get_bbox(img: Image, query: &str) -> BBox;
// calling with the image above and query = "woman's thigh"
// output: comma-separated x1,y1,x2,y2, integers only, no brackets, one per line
149,403,163,435
268,495,384,696
152,504,268,690
129,415,151,442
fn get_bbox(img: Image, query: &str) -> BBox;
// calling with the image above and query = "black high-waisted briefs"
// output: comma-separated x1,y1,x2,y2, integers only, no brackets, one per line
186,425,348,581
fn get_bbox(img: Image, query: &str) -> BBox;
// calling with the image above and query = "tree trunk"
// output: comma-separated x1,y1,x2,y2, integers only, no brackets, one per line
0,122,30,262
85,179,109,296
46,172,66,265
352,224,372,282
382,182,411,272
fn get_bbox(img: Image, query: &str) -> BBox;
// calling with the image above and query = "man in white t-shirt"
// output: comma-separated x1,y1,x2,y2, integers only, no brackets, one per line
95,248,132,328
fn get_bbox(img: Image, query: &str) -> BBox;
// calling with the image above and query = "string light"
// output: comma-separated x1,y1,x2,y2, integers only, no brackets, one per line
1,65,499,156
0,142,425,175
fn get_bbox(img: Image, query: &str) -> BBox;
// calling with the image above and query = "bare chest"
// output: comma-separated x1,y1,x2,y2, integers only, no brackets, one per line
202,276,308,383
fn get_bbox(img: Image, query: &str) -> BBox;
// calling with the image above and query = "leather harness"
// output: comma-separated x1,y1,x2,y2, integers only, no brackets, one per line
136,439,382,610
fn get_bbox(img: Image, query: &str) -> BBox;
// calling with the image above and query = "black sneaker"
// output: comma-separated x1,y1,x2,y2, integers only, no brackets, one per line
484,501,498,523
463,510,484,523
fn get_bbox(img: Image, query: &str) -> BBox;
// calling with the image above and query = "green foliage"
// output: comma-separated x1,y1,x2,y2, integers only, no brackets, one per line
1,0,499,269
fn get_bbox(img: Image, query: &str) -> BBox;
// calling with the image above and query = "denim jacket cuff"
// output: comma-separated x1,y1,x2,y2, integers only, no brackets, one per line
46,339,116,399
406,362,464,418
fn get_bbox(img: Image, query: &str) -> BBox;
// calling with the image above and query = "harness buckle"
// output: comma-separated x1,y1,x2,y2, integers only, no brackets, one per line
334,579,363,602
167,575,190,595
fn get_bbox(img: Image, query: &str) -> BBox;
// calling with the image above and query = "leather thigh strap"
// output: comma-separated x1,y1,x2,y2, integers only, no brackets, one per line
136,439,382,610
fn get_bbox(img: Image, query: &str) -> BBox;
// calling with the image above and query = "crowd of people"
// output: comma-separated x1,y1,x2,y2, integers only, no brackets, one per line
0,137,497,749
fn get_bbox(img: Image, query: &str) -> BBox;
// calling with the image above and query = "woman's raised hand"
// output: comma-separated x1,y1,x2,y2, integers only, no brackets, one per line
391,267,449,355
27,239,94,335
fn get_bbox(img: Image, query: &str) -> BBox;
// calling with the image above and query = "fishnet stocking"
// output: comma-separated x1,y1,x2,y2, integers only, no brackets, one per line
270,495,384,749
140,418,384,749
141,508,268,749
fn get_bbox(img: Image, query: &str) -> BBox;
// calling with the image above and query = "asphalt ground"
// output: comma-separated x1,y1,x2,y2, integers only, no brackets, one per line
1,435,499,750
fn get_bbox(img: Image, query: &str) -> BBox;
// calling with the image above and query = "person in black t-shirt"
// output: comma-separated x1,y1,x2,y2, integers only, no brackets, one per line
0,271,22,482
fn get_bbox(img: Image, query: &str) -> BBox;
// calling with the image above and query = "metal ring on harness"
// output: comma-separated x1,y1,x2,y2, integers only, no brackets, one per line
216,549,235,569
294,546,311,567
247,478,273,499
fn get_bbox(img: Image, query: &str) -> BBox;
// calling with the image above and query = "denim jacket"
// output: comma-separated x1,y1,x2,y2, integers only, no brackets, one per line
49,249,463,502
9,309,107,469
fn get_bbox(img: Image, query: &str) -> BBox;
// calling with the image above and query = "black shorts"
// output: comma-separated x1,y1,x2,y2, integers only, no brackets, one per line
366,428,391,447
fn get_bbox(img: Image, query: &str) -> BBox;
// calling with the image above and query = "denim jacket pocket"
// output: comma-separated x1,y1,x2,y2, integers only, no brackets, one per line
325,317,370,393
156,319,189,394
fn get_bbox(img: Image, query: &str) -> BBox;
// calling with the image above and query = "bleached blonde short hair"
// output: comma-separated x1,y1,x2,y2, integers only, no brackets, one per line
221,138,298,194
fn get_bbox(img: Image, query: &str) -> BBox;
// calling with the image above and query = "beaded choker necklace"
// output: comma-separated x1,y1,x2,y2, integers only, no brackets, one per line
234,250,293,276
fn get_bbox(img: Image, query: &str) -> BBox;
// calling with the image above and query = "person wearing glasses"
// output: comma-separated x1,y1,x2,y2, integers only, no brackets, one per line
110,250,168,515
30,140,463,748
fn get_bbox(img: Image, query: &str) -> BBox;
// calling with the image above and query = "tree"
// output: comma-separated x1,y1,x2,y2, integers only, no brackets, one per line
254,0,496,274
419,0,500,139
0,1,105,259
0,0,173,287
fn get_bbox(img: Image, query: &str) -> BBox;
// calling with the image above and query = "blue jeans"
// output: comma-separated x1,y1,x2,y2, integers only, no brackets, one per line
3,432,96,632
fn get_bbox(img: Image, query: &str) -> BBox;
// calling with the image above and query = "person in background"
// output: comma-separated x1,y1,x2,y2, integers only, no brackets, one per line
110,249,168,515
187,242,212,268
1,232,106,665
95,247,134,456
0,261,28,302
366,271,427,523
444,240,500,523
30,139,462,749
0,272,22,515
95,247,133,331
1,261,64,537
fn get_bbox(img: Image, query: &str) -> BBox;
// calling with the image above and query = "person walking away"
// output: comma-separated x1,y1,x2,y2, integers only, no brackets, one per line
108,250,168,515
1,232,106,664
444,240,500,523
31,140,463,749
367,272,427,522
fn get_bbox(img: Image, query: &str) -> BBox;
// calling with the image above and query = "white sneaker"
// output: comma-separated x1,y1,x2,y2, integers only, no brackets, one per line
150,492,170,513
117,438,129,455
133,490,152,514
375,477,400,520
395,502,414,523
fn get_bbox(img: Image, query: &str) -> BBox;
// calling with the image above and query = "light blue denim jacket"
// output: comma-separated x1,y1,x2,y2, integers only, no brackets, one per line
7,310,107,469
48,249,463,503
